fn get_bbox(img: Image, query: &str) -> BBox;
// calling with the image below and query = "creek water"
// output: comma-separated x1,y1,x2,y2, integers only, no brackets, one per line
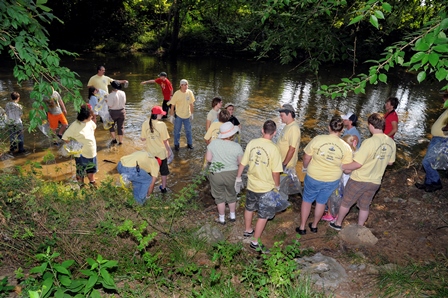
0,53,445,191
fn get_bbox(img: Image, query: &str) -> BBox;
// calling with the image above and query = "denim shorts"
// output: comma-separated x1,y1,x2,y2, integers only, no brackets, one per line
75,155,97,176
302,174,339,205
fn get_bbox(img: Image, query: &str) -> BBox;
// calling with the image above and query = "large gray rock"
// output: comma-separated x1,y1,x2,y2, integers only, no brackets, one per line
296,253,347,289
339,224,378,246
194,223,225,244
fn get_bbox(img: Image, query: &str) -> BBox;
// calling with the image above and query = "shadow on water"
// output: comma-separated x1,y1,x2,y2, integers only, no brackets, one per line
0,53,446,190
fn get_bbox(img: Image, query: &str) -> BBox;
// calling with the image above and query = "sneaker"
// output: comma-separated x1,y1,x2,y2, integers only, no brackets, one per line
321,212,335,221
228,217,236,222
159,185,167,193
118,142,123,146
111,139,118,144
425,184,442,192
243,230,254,237
215,218,226,225
187,144,194,150
329,222,342,231
250,242,270,254
174,145,179,151
415,182,427,190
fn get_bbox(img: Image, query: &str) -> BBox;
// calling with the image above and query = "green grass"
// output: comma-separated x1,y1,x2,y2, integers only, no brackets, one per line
0,165,362,297
377,256,448,297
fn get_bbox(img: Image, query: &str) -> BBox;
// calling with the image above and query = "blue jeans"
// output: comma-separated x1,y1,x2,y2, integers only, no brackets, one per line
174,116,192,146
117,161,152,204
8,123,24,152
422,137,445,185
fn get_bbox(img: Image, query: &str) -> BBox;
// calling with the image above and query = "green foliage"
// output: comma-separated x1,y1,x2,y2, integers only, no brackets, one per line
319,6,448,98
1,0,83,130
211,241,243,267
241,237,303,296
116,219,162,277
27,247,117,298
377,255,448,298
0,277,15,298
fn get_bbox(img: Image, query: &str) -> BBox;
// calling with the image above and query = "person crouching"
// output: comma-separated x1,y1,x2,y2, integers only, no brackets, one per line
117,151,161,204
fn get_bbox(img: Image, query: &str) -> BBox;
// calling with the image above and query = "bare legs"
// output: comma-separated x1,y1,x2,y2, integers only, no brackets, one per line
300,201,326,230
244,209,268,242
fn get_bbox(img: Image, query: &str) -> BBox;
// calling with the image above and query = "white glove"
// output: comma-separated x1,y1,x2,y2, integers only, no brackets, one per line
190,113,194,120
169,115,174,123
234,177,243,193
302,167,307,173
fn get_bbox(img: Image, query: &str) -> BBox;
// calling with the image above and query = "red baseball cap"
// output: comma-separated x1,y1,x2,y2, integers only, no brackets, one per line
151,106,166,115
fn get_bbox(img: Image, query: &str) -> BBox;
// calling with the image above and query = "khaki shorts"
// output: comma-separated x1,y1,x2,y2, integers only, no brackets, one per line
341,178,380,211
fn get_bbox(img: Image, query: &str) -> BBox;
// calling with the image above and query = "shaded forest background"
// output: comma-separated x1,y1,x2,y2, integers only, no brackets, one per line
47,0,444,68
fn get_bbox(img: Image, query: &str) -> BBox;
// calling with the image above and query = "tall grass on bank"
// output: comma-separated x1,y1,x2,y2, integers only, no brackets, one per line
0,164,329,297
377,255,448,297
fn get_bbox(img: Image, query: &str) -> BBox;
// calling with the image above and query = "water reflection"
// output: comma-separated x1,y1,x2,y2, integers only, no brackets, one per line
0,54,445,190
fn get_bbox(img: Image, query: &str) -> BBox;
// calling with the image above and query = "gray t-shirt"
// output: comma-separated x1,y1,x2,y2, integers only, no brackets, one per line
207,138,243,173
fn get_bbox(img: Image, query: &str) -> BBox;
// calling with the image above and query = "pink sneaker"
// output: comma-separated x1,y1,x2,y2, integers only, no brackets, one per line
321,213,335,221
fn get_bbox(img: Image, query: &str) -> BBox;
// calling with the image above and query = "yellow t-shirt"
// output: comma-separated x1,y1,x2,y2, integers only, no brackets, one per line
350,134,396,184
141,119,170,159
120,151,159,178
87,75,114,94
431,109,448,137
240,138,283,193
304,134,353,182
204,121,223,142
62,120,97,158
167,89,195,119
276,121,301,169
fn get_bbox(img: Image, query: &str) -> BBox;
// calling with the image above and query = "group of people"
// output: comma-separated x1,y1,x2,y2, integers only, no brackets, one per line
4,67,446,254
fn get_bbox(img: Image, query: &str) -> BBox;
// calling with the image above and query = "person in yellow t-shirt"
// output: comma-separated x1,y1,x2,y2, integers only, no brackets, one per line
87,65,128,94
296,115,353,236
330,113,396,231
276,104,301,170
204,109,230,145
167,79,195,150
235,120,283,253
117,151,161,205
141,106,171,194
62,105,97,185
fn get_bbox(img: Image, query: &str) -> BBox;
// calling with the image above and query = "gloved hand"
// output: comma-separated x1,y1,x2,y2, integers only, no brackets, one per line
190,113,194,120
169,115,174,123
302,167,307,173
234,177,243,193
282,164,286,172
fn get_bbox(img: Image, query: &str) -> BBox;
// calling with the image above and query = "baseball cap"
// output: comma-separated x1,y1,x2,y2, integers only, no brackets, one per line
111,81,122,90
151,106,166,115
342,112,358,125
277,104,295,113
180,79,188,86
159,72,167,77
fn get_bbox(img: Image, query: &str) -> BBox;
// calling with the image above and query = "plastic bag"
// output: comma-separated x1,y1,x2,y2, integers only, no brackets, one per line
38,121,51,137
167,146,174,164
95,90,114,130
429,138,448,170
327,177,345,217
279,168,302,195
259,189,290,218
59,140,83,157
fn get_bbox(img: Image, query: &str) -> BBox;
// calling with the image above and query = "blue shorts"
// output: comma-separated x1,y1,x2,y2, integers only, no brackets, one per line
302,174,339,205
75,155,97,176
